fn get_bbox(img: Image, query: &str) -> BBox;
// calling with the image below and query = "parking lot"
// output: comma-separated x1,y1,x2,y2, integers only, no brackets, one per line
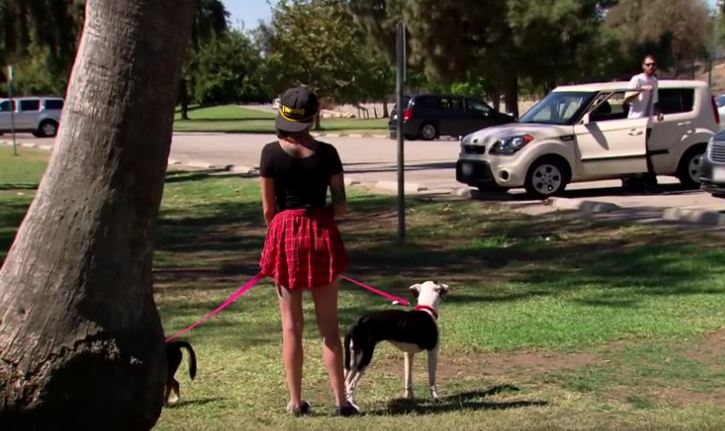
3,131,724,224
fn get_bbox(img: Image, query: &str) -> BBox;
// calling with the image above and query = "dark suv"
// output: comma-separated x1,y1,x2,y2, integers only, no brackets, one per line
388,94,515,140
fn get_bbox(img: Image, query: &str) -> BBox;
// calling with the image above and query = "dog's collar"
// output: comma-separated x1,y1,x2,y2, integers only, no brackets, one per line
414,305,438,320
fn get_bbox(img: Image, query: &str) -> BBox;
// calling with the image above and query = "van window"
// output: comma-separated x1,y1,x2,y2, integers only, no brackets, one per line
657,89,694,114
44,99,64,110
412,96,438,109
439,97,464,114
466,98,492,114
19,99,41,111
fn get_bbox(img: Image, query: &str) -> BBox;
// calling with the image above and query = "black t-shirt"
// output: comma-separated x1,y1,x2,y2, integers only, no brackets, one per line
259,141,343,210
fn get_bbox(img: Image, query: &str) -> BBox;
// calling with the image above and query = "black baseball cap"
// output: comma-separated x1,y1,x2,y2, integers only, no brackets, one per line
275,87,319,133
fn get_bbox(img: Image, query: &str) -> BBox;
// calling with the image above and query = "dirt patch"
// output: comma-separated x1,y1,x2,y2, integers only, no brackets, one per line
366,347,601,382
681,328,725,373
651,387,725,407
440,350,601,380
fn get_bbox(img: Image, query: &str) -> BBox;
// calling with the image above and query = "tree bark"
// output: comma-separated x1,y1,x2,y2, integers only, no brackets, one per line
0,1,194,430
382,99,389,118
179,78,191,121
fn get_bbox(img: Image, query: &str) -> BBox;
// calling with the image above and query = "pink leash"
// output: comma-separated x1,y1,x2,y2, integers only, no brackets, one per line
165,273,408,342
340,275,410,306
164,272,265,342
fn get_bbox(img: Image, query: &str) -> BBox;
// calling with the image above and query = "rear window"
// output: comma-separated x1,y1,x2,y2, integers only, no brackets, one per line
44,99,64,110
19,99,40,111
658,89,694,114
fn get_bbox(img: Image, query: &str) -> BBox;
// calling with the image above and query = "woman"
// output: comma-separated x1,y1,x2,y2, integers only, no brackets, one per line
259,87,358,417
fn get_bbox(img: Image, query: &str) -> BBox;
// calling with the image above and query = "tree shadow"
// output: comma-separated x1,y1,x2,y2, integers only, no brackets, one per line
368,385,548,416
0,182,39,190
166,397,226,409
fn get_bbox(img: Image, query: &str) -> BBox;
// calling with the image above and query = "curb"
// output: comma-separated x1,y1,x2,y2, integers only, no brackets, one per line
312,132,388,139
548,197,725,226
374,180,427,193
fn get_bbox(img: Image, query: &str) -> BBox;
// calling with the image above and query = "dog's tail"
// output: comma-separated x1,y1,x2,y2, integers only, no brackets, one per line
343,332,352,371
170,340,197,380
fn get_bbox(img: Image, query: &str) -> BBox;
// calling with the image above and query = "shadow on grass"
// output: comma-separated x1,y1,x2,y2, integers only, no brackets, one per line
0,182,39,190
166,397,226,409
369,385,547,415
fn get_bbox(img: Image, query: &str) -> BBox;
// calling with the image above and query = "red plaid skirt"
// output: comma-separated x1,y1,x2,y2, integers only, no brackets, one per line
260,208,348,289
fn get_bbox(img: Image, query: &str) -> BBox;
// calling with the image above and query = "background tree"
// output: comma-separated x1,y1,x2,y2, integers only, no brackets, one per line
178,0,230,120
191,30,269,105
0,0,194,429
259,0,395,126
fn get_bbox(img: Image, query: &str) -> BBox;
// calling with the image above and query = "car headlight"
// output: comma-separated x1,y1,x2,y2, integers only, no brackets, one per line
489,134,534,155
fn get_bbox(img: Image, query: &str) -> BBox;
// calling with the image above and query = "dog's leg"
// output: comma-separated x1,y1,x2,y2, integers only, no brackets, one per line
427,347,440,402
168,379,180,404
404,352,415,399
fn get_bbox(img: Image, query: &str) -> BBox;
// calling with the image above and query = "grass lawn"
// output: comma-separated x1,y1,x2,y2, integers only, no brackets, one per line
173,105,389,134
1,148,724,430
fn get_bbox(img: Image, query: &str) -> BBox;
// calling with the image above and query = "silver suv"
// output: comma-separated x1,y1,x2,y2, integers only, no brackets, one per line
456,80,718,198
0,96,64,138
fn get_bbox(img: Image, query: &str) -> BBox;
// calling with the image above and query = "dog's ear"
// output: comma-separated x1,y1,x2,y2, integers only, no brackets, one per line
437,283,450,298
409,283,421,297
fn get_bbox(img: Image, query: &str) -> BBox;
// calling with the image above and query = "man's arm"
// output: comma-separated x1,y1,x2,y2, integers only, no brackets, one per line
329,172,347,218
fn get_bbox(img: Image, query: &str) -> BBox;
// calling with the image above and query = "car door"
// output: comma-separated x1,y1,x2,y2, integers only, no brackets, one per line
17,99,41,129
464,98,496,133
0,100,13,130
573,91,648,179
438,96,466,137
646,88,696,172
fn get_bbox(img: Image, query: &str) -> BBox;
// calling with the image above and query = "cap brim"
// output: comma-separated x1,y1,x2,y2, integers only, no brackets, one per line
275,114,313,133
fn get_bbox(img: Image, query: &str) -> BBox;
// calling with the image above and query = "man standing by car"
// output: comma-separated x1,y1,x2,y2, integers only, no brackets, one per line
624,54,664,192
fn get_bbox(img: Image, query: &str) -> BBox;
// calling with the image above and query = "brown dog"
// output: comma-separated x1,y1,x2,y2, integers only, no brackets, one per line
165,339,197,405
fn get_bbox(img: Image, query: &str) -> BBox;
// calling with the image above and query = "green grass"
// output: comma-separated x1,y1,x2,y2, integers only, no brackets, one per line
173,104,388,134
2,152,724,430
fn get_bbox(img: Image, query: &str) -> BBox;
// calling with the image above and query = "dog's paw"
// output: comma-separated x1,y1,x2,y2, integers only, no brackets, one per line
403,389,414,399
430,387,440,402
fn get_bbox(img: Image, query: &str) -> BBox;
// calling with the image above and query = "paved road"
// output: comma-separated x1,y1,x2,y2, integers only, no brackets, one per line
4,132,725,222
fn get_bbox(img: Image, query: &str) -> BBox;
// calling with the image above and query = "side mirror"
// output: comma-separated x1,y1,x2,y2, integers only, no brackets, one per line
581,113,591,125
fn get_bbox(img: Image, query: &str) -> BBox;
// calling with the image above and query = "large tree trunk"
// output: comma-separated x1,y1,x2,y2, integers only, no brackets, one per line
0,1,194,430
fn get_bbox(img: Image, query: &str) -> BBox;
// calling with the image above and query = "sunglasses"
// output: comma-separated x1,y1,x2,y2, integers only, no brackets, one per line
644,62,656,67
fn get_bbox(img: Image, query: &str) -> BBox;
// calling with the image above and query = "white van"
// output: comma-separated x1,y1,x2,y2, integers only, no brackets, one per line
456,80,719,198
0,96,64,138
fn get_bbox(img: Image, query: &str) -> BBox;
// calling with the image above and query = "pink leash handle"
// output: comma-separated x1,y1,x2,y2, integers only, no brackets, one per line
341,274,410,306
165,272,265,342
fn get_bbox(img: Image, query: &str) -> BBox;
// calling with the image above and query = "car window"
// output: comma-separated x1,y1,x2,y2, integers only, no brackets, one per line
19,99,41,111
440,97,464,111
589,91,629,122
412,96,438,109
466,98,492,114
520,91,596,125
44,99,64,110
0,100,14,112
716,95,725,108
657,89,694,114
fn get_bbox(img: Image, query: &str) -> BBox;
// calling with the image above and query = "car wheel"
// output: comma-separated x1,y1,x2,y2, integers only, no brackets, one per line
38,120,59,138
676,145,705,188
418,123,437,140
525,158,568,198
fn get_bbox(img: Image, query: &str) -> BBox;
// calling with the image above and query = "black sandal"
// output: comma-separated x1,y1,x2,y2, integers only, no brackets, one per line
287,400,310,417
335,401,360,417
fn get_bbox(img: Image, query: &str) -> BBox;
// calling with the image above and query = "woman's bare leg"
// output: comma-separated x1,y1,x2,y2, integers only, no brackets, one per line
310,281,347,406
277,284,304,408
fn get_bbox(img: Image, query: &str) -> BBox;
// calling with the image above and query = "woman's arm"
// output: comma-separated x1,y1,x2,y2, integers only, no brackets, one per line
329,172,347,218
260,177,276,225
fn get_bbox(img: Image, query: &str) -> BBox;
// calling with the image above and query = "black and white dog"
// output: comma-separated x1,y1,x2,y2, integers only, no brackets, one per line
343,281,450,405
